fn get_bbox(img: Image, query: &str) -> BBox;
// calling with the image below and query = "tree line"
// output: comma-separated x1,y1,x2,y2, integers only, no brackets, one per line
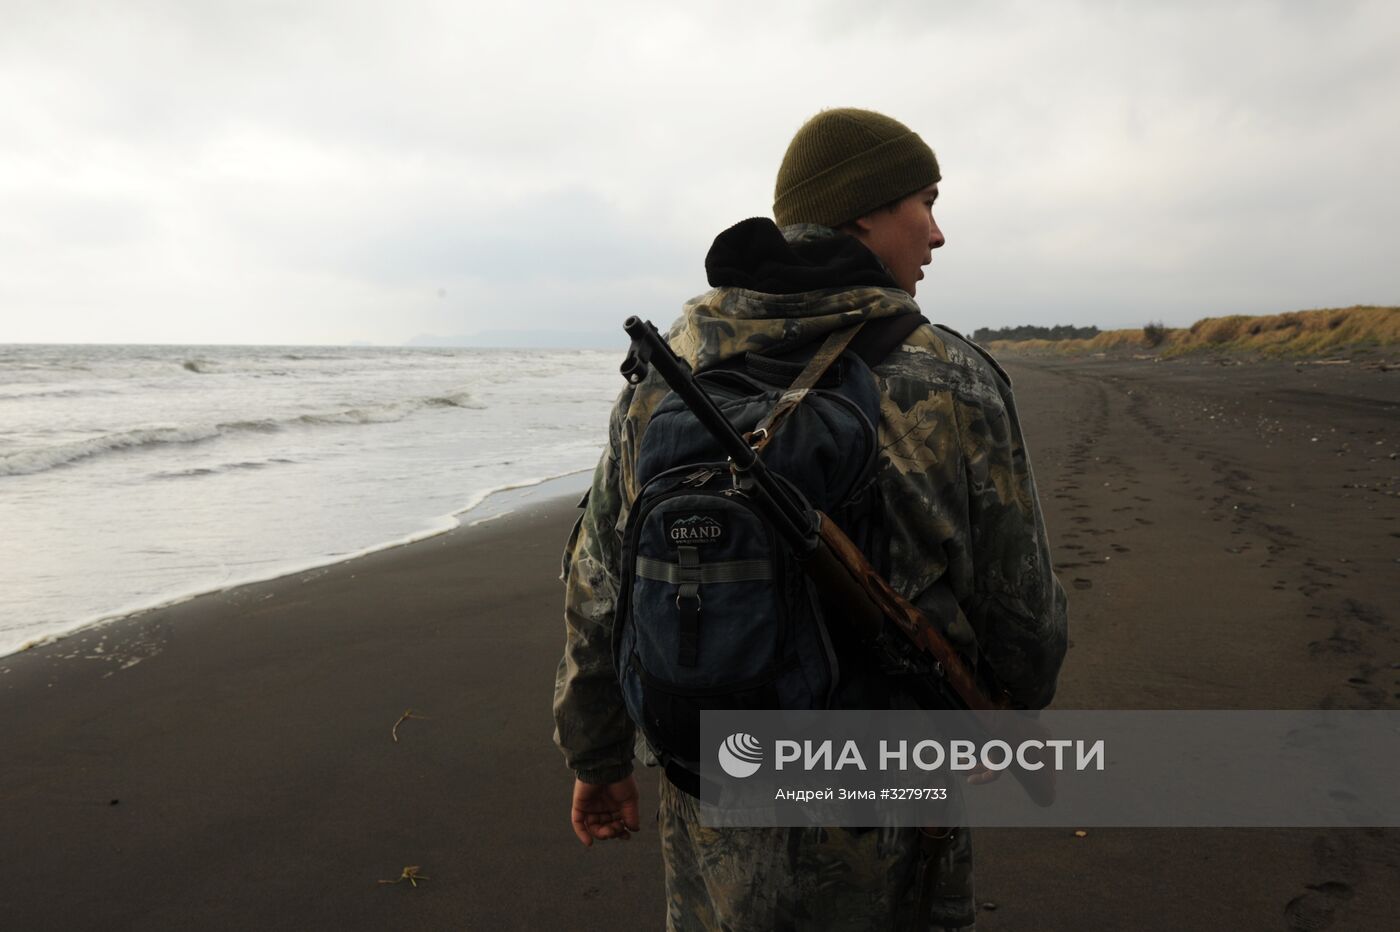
971,324,1101,343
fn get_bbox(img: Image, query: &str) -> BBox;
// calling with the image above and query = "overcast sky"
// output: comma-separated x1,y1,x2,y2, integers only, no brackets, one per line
2,0,1396,346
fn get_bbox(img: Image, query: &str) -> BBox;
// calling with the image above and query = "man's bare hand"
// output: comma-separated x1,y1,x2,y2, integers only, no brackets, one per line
570,775,641,847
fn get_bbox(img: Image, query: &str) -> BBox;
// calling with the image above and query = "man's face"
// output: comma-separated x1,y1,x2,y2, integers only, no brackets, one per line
850,184,945,296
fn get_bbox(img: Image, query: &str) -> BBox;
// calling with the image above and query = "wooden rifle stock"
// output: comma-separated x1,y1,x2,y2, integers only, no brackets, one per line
806,512,1052,800
807,514,1056,806
807,512,999,713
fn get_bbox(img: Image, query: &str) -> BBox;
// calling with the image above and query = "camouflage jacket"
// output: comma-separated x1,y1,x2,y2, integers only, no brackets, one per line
553,223,1068,784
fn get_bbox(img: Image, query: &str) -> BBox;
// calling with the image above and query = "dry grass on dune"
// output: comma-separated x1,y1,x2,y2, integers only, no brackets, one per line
987,306,1399,358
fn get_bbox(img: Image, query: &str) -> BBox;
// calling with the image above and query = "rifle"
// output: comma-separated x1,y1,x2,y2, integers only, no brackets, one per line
621,316,1055,806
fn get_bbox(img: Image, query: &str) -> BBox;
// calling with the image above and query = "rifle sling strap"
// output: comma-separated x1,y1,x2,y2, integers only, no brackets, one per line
848,312,928,367
749,323,865,453
749,312,927,454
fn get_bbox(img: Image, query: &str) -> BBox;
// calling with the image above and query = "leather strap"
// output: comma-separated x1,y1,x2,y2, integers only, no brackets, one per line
849,312,927,367
749,322,865,454
744,313,928,452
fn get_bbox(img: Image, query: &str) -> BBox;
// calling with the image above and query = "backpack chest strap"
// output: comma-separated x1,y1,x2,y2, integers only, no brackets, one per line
634,555,773,584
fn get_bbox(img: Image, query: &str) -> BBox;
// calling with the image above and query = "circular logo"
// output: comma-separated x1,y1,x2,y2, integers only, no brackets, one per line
717,732,763,779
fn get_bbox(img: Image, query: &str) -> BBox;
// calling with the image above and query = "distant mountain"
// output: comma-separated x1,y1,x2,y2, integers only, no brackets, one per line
405,330,625,350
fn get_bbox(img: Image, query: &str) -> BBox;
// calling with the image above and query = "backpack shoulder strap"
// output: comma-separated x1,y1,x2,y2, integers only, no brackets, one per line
848,312,928,368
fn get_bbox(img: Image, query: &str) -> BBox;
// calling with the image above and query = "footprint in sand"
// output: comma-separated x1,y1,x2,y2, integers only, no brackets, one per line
1072,578,1093,590
1283,881,1353,931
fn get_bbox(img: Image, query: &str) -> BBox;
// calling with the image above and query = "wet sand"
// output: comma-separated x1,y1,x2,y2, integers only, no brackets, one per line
1,354,1396,930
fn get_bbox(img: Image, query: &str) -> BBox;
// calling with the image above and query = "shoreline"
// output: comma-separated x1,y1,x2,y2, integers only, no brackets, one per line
0,468,592,661
3,354,1397,930
2,490,665,931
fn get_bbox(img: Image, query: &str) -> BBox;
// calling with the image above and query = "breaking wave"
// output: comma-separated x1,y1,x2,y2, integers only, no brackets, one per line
0,391,486,477
0,387,115,402
151,458,295,480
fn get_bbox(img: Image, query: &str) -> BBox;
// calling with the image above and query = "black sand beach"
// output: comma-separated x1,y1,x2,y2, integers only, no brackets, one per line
3,354,1397,931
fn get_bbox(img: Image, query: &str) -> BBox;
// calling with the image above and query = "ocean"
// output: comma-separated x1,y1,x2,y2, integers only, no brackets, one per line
0,343,622,658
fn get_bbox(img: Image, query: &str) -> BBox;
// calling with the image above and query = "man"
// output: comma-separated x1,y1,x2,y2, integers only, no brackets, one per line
554,108,1067,930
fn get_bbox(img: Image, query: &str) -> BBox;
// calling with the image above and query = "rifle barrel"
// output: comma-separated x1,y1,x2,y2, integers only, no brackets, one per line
623,317,815,551
623,318,757,471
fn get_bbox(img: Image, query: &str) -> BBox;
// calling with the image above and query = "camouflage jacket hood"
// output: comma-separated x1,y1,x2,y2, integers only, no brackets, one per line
669,219,924,372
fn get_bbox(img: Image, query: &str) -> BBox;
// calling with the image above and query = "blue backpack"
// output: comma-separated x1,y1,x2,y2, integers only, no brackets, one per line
614,315,925,794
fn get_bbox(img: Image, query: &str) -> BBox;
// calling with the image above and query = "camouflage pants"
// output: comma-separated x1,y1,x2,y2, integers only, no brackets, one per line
658,776,975,931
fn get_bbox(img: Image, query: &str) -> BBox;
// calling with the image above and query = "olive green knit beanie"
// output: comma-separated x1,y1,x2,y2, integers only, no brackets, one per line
773,108,940,229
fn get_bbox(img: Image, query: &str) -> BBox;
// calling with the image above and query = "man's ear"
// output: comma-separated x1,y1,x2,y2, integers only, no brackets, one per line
842,214,874,238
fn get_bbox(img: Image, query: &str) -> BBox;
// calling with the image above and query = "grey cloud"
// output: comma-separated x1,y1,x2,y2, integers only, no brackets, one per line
0,0,1395,345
